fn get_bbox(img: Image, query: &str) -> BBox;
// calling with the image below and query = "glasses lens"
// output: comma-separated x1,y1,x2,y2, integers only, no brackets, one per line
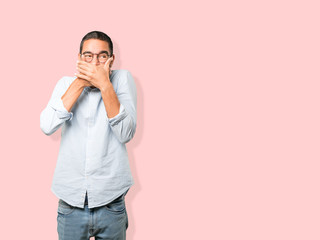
98,53,108,63
83,54,93,62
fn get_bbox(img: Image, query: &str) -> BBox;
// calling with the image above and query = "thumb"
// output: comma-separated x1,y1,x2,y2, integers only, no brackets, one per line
104,56,113,69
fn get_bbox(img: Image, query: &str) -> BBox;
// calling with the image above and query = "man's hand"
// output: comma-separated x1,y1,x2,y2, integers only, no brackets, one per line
75,57,113,91
75,77,93,88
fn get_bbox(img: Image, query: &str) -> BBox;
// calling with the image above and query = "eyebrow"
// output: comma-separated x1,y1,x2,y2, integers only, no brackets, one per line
82,50,109,55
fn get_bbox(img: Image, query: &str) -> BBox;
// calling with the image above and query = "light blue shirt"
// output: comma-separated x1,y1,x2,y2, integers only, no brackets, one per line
40,69,137,208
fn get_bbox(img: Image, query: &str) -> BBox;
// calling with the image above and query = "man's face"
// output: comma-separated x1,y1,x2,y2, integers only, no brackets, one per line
78,39,114,67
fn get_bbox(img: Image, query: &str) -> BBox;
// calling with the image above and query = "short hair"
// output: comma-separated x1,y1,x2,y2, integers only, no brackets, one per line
79,31,113,56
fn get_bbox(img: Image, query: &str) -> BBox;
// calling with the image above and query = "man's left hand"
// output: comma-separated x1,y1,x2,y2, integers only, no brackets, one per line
75,57,113,90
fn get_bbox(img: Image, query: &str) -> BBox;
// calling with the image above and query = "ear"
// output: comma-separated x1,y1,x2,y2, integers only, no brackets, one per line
78,53,81,61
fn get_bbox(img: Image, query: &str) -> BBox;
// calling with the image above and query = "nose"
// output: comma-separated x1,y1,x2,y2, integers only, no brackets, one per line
91,55,100,65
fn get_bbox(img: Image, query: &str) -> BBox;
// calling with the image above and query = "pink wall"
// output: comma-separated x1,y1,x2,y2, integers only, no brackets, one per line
1,0,320,239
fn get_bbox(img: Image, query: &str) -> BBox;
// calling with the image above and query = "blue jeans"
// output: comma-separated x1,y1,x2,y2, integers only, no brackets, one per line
57,193,128,240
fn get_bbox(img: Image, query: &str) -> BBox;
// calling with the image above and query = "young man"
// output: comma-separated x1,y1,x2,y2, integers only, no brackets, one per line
40,31,137,240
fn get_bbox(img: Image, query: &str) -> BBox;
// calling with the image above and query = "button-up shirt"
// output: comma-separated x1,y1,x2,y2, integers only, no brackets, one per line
40,69,137,208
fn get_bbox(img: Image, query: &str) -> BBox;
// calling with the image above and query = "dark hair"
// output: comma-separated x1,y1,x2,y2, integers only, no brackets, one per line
79,31,113,56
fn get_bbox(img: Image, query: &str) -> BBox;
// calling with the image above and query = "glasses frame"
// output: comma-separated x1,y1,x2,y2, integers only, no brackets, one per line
80,51,110,63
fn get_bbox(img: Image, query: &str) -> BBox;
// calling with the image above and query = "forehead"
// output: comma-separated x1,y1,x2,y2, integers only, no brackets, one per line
82,39,110,53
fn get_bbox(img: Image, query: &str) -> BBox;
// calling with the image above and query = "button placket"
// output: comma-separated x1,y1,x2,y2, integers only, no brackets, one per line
85,90,92,187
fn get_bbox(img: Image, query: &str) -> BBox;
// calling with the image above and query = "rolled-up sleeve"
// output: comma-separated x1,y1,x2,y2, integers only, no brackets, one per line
107,70,137,144
40,77,73,136
49,96,73,121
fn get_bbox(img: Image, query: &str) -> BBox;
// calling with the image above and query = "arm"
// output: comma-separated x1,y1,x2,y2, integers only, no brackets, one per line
75,59,137,143
61,78,88,112
103,70,137,144
40,77,87,135
100,82,121,118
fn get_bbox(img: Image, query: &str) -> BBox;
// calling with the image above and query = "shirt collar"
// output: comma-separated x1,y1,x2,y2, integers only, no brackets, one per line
84,86,100,92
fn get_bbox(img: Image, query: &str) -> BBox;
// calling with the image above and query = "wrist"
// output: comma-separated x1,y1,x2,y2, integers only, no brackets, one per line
74,78,86,90
100,80,112,93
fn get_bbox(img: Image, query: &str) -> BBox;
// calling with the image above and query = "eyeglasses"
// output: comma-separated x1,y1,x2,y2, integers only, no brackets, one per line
80,51,110,63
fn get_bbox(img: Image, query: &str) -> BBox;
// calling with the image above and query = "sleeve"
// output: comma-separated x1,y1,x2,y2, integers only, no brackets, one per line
40,77,73,136
106,70,137,144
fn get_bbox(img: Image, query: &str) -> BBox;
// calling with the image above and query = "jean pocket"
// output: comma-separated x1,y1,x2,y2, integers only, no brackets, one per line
57,199,76,215
104,195,126,214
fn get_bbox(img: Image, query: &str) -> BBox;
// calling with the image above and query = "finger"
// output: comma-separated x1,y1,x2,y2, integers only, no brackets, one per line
77,60,89,65
77,67,92,77
77,64,91,72
77,60,92,69
74,72,90,81
104,57,113,69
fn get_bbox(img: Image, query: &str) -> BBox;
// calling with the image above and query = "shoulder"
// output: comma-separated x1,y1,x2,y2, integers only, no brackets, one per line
55,76,77,90
111,69,132,79
111,69,135,86
59,76,77,85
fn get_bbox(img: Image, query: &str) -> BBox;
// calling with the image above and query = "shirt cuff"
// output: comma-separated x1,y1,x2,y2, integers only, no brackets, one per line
107,103,127,126
49,97,73,121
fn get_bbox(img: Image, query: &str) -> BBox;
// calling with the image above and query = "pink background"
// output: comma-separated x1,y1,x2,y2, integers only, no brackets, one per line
1,0,320,239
